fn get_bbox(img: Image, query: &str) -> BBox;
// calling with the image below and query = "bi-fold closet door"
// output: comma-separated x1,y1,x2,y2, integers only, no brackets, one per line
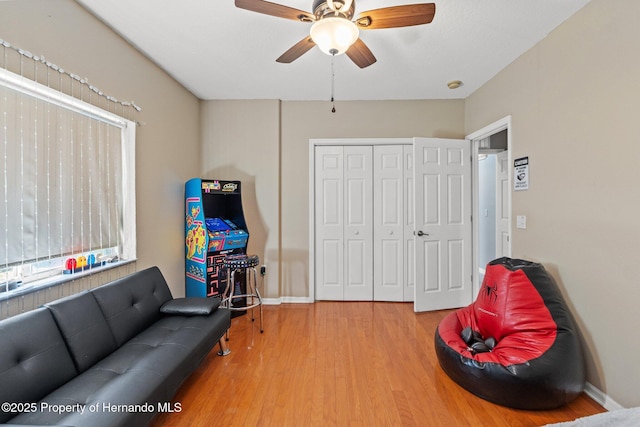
314,144,414,301
373,145,415,302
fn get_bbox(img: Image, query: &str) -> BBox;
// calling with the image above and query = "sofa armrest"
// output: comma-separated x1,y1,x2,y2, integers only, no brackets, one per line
160,297,221,316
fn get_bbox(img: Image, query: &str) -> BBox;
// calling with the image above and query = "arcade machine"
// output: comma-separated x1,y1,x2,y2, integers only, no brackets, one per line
185,179,249,307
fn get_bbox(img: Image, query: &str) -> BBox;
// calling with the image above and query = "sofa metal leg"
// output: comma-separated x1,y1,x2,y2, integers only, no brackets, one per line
217,338,231,356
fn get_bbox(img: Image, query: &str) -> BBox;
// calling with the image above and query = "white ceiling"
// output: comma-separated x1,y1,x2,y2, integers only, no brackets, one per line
76,0,592,101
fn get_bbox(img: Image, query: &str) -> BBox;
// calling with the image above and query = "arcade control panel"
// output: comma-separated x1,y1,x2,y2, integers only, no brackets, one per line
205,217,249,252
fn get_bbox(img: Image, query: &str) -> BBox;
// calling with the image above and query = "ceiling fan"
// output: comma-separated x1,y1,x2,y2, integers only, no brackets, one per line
234,0,436,68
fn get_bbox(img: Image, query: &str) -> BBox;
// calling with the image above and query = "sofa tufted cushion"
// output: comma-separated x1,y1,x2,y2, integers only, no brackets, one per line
46,291,118,373
8,366,167,427
91,266,173,346
123,312,231,396
0,308,77,424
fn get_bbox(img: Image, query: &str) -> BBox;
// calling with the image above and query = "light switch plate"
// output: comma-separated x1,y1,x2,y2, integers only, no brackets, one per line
516,215,527,229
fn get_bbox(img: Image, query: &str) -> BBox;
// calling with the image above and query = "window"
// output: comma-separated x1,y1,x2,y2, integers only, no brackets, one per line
0,66,136,296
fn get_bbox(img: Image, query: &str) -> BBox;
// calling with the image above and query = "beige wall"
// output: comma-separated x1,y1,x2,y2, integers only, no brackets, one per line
0,0,200,312
200,100,465,299
281,100,464,298
465,0,640,408
200,100,280,298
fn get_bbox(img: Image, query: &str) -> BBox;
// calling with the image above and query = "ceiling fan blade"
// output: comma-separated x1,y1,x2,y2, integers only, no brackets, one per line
356,3,436,30
345,38,377,68
235,0,315,22
276,36,316,63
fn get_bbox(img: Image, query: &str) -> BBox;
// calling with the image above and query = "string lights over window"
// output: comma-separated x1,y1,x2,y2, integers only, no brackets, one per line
0,39,141,114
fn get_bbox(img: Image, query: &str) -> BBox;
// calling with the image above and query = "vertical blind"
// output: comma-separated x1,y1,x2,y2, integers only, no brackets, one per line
1,64,135,287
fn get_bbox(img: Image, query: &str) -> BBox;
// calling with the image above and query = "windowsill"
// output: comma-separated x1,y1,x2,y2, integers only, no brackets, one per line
0,259,136,302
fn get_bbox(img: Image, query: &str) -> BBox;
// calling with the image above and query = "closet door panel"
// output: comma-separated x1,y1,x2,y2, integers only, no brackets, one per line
343,146,373,300
315,146,344,300
404,145,415,301
373,145,404,301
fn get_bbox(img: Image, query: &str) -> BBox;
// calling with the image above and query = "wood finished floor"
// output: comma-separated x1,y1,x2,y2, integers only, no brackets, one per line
151,302,605,427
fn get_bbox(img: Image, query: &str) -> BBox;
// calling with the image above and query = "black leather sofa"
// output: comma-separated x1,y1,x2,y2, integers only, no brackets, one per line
0,266,230,426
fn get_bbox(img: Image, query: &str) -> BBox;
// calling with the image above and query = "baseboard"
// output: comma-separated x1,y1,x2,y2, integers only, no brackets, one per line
261,297,314,305
584,382,623,411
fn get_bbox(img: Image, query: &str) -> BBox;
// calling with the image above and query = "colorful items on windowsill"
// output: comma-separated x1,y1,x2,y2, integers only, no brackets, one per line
63,254,118,274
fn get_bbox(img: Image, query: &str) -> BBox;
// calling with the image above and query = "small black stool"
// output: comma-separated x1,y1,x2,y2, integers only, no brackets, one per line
222,254,263,333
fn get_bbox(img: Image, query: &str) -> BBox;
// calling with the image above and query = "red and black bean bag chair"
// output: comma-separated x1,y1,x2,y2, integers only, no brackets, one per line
434,257,585,409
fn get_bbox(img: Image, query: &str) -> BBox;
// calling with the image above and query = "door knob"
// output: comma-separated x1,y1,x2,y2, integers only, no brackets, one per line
416,230,429,237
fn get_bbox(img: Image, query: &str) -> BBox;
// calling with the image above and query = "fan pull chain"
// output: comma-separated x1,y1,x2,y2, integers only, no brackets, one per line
330,53,336,113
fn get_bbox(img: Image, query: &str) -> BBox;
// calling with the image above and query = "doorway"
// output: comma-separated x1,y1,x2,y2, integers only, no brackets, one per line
467,116,512,298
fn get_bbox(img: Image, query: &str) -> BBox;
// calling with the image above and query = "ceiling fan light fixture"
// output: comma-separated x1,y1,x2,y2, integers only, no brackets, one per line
310,17,359,56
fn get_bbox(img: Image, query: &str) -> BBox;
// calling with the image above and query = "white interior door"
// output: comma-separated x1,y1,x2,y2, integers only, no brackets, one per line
315,146,344,300
403,145,415,302
413,138,472,312
343,146,373,300
373,145,404,301
496,150,511,257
